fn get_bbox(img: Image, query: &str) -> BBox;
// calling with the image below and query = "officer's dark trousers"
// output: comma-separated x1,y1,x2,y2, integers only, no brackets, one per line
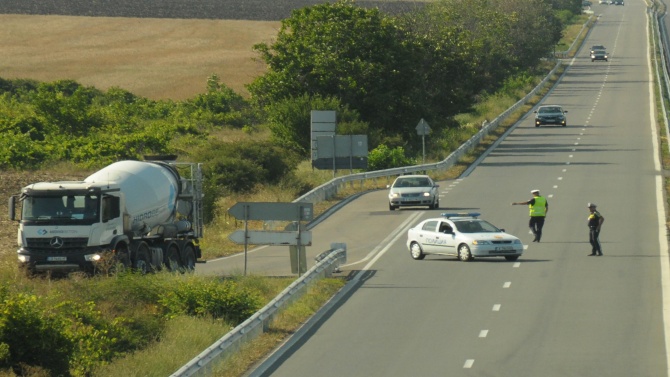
589,228,602,254
528,216,545,241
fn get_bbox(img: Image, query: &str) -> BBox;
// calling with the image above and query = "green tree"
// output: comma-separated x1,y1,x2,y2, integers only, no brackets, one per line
248,1,416,139
265,93,365,156
186,74,254,128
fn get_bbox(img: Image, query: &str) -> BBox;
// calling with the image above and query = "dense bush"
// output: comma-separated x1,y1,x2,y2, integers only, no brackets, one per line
186,74,257,128
367,144,415,171
0,272,264,376
0,76,270,170
195,139,301,194
0,292,72,376
158,278,261,324
0,291,127,377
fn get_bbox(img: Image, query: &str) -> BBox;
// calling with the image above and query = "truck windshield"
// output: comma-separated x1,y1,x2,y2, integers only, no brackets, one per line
22,194,100,222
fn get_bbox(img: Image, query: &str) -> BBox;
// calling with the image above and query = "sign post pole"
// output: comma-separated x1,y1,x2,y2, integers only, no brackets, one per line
243,204,249,276
415,118,431,165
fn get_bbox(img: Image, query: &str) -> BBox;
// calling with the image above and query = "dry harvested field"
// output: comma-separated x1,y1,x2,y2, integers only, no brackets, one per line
0,0,424,100
0,15,279,99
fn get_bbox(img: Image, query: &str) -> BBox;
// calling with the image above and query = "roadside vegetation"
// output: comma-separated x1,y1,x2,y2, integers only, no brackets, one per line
0,0,588,375
650,0,670,228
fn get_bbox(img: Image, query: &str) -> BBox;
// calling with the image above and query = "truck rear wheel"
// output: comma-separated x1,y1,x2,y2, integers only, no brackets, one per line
165,243,181,272
181,245,196,272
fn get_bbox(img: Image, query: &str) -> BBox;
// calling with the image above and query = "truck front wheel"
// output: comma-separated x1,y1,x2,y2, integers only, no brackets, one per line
112,244,131,273
133,243,151,274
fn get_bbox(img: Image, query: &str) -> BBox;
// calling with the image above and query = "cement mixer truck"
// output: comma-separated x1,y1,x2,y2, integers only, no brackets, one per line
8,159,204,275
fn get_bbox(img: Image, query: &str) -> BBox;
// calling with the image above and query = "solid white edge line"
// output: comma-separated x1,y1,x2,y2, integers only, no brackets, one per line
360,211,424,271
647,14,670,376
340,211,423,269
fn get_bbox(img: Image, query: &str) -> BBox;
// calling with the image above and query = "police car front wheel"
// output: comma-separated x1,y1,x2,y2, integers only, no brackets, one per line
458,244,473,261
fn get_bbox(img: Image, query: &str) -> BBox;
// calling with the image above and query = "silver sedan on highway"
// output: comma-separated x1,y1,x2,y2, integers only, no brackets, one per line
387,174,439,210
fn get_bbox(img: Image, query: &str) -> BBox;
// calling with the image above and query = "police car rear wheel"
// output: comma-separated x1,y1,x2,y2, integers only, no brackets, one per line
410,242,425,260
458,244,473,261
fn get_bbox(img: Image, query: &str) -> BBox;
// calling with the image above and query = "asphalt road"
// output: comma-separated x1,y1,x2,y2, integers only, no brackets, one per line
200,2,670,376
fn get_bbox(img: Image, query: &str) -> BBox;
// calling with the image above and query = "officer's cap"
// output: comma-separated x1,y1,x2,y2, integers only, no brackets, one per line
588,203,597,208
531,189,540,194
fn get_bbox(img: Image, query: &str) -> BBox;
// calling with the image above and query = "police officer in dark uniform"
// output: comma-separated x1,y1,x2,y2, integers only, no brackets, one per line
587,203,604,256
512,189,548,242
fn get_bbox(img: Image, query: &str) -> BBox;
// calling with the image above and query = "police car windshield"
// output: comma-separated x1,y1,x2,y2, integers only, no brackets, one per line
454,220,501,233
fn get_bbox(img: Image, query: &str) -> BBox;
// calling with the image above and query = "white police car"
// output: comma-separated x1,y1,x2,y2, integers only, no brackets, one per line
406,213,524,261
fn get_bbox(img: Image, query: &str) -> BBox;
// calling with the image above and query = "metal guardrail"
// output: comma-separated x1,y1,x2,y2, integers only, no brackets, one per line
170,244,346,377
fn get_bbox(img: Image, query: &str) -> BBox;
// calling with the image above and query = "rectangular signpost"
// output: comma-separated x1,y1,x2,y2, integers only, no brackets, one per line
227,202,314,276
228,230,312,245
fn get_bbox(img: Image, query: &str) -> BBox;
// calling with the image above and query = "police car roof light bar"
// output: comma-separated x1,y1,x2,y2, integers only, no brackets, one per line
441,212,481,219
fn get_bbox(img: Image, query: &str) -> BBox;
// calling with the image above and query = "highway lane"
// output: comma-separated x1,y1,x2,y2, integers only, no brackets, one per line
243,2,670,376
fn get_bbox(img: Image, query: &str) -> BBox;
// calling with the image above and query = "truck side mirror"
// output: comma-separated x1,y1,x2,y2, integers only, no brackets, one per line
8,196,16,221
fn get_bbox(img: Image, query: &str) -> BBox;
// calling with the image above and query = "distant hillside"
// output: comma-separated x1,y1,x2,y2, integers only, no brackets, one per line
0,0,425,21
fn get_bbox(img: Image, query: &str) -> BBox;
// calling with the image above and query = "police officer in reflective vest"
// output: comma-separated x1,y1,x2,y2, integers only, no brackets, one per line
587,203,604,256
512,189,548,242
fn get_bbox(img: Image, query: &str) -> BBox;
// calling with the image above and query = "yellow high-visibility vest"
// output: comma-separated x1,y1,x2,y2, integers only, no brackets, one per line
530,196,547,217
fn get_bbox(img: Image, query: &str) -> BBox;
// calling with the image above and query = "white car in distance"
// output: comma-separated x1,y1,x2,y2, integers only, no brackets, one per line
387,174,439,211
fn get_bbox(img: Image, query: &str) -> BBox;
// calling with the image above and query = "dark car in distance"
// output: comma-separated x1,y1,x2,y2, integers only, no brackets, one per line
534,105,568,127
591,50,609,62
